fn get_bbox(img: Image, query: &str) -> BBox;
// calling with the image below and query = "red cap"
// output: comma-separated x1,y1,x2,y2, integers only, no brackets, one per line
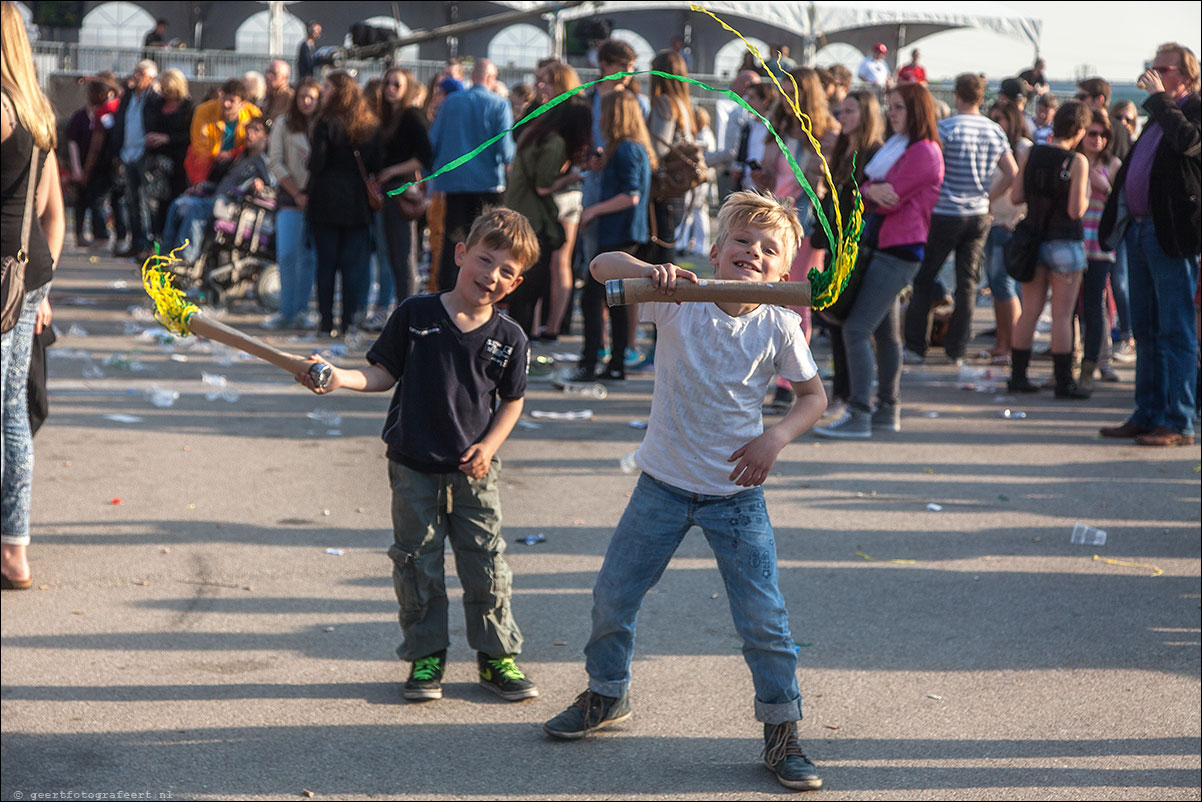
874,43,888,54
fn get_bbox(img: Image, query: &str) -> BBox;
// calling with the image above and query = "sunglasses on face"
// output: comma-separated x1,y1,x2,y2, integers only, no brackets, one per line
1075,93,1094,101
1086,130,1108,138
1152,65,1180,75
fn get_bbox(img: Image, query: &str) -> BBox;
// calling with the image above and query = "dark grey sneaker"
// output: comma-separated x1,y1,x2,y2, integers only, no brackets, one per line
478,653,539,701
403,651,446,701
872,404,901,432
763,721,822,790
543,690,632,739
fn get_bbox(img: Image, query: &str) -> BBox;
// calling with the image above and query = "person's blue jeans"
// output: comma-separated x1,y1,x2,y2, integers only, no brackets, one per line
162,194,215,263
584,472,803,724
1124,219,1198,436
1110,240,1132,341
370,209,396,310
982,226,1018,302
122,158,151,251
275,207,316,321
2,284,50,546
1081,257,1114,363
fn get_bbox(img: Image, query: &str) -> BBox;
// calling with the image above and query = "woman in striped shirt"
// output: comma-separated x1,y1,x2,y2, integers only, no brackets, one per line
1077,109,1122,392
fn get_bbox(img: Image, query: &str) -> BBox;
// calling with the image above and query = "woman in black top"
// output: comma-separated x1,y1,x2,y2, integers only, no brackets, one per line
1008,100,1091,398
306,71,380,336
1,0,66,589
374,67,433,307
144,68,193,240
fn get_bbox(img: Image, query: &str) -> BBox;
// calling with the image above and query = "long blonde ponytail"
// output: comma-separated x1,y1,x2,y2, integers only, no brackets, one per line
1,1,57,150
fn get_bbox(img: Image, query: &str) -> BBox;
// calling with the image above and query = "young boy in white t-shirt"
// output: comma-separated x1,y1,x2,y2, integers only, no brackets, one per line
543,192,828,791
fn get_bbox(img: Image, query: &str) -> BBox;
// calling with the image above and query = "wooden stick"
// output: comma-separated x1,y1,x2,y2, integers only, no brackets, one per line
605,278,812,307
187,314,331,387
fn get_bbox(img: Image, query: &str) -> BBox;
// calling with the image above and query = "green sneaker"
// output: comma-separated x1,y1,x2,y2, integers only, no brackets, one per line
477,653,539,701
763,721,822,790
543,690,631,739
403,651,445,701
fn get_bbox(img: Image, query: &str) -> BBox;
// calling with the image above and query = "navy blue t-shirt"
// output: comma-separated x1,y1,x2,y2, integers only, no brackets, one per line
366,293,528,473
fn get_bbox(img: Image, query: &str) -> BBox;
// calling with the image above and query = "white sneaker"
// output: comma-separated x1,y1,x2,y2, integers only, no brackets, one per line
1112,338,1136,363
813,408,871,439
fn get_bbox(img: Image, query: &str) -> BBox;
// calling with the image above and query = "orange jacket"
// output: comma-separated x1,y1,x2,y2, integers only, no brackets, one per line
184,99,261,184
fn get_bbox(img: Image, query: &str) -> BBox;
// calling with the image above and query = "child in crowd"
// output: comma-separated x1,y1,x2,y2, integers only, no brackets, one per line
296,208,540,703
543,191,828,792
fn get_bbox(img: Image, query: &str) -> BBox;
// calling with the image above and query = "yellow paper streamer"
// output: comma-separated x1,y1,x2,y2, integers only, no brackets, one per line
1092,554,1164,578
689,4,864,310
140,243,199,336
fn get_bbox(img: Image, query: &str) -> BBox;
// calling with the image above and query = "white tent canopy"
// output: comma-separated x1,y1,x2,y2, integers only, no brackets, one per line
495,1,1041,70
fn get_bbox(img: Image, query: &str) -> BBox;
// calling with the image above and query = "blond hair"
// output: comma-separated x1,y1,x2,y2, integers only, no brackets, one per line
464,207,541,273
600,89,658,170
1158,42,1200,92
159,68,190,101
1,1,56,149
714,191,804,270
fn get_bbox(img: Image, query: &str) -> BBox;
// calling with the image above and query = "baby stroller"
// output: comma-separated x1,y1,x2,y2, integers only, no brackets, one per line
172,189,282,310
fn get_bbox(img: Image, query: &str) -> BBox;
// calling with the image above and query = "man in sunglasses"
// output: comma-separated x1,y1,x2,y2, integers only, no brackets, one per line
1099,42,1201,447
1076,77,1111,112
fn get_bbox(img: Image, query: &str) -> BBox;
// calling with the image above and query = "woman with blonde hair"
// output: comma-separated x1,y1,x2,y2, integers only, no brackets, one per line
572,90,656,381
646,49,694,265
144,68,193,240
2,0,66,588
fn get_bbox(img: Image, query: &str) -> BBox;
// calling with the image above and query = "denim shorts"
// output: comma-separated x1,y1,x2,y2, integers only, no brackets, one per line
1038,239,1087,275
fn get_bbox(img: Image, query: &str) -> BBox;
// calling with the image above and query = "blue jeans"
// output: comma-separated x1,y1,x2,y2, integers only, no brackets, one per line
162,194,215,263
982,226,1017,302
1081,258,1114,363
1111,241,1132,340
2,284,50,546
1124,219,1199,435
584,473,803,724
275,207,316,321
845,250,922,413
370,209,395,310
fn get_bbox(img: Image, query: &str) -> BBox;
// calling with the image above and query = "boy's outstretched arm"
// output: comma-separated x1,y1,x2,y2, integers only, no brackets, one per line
590,251,699,294
460,397,525,479
294,356,396,395
728,375,827,487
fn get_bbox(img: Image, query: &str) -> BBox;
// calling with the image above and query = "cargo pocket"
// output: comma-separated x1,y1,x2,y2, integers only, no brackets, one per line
387,543,426,628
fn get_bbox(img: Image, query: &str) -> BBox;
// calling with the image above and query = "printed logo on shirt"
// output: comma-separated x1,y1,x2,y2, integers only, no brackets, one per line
483,338,513,368
409,325,441,337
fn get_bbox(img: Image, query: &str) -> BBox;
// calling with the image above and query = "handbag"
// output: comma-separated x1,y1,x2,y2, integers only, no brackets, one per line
650,99,707,201
354,149,384,212
394,172,429,221
1003,152,1072,283
2,146,39,334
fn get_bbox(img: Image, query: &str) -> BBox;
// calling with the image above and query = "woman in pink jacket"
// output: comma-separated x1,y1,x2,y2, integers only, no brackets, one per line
815,83,943,439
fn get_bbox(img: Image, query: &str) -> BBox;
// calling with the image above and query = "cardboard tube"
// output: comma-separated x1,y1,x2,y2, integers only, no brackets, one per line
605,278,812,307
187,314,331,387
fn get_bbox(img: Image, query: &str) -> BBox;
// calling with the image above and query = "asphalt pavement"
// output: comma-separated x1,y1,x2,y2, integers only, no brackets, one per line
1,245,1199,801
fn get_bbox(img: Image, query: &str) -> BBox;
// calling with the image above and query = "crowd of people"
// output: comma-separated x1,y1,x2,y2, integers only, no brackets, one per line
3,0,1200,790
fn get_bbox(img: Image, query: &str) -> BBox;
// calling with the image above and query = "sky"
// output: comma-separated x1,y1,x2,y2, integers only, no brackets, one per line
815,1,1202,85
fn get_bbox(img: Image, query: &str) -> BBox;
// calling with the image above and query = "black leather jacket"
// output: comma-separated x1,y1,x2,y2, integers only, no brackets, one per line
1099,91,1200,258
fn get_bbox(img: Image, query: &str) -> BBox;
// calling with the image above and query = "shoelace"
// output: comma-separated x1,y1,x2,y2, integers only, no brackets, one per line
412,656,442,681
486,657,526,681
763,723,809,765
571,690,609,731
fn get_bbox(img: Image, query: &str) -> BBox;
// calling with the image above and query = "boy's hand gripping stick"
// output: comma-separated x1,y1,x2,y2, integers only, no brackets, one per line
605,278,812,308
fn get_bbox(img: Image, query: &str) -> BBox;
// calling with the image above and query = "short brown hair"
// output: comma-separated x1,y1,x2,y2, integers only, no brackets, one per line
221,78,248,100
714,190,804,270
953,73,986,106
1077,77,1110,104
464,208,540,272
829,65,851,88
597,38,637,68
1052,100,1090,140
1158,42,1201,92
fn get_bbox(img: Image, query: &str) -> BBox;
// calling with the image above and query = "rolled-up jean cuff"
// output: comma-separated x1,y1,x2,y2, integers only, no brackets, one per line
1,534,31,546
588,677,630,699
756,696,804,725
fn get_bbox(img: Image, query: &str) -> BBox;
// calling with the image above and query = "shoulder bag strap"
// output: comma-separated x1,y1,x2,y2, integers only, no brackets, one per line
17,146,39,262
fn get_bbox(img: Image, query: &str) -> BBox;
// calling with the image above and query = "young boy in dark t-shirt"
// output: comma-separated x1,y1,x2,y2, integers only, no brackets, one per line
296,208,540,702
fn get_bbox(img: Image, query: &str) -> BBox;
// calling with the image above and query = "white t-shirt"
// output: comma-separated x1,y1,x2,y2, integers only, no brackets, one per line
635,300,818,496
857,57,890,88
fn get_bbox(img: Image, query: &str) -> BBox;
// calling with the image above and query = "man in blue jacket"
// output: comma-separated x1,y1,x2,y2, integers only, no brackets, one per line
430,58,515,290
1099,43,1201,447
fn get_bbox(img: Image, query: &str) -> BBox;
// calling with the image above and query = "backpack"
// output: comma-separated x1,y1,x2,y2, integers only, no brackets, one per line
650,99,707,201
